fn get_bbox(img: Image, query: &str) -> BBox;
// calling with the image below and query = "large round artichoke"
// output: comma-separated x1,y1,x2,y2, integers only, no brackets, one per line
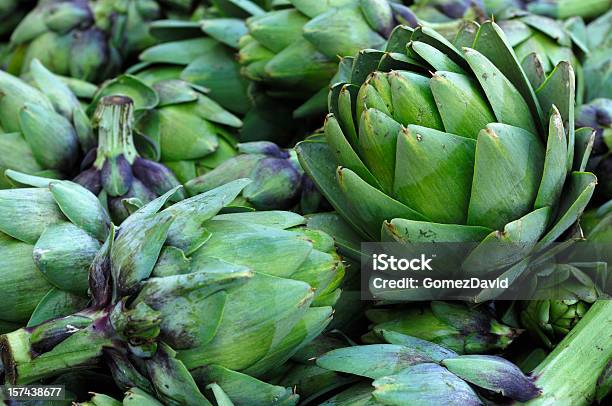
297,21,596,278
1,180,344,406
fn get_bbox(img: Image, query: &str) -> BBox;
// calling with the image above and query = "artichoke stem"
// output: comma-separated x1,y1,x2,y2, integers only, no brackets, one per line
0,309,112,385
93,95,139,169
525,300,612,405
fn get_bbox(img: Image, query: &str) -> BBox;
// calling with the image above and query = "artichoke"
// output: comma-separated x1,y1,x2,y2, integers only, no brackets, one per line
0,59,95,187
0,173,111,332
184,141,325,212
75,95,184,223
1,180,344,406
238,0,427,119
297,21,596,282
316,332,541,404
362,301,520,354
2,0,162,83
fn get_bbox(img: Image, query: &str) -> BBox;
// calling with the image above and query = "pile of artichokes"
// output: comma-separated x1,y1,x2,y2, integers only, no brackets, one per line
0,1,610,405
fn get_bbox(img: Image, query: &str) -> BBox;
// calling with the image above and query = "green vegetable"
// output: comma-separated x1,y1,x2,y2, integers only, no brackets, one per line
0,179,343,406
297,20,595,283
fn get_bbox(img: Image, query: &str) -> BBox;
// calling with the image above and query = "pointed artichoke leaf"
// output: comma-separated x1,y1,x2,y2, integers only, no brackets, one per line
388,71,443,129
140,38,219,65
27,288,89,327
442,355,541,401
5,169,54,188
194,94,243,128
394,125,475,224
49,180,110,240
201,18,248,49
411,26,467,69
34,222,101,295
463,47,537,135
467,123,544,230
463,207,551,275
325,114,381,190
372,363,482,405
111,214,174,297
296,137,372,239
153,80,199,106
359,109,401,195
146,343,212,406
0,236,52,323
214,211,305,229
382,218,491,244
306,212,363,261
475,258,531,302
338,167,430,240
380,331,459,362
535,61,575,171
472,21,543,128
162,179,250,253
453,21,479,50
337,84,359,148
431,71,496,140
535,172,596,250
19,102,79,171
317,344,434,379
29,58,79,120
0,188,65,243
412,41,466,74
192,365,298,406
350,49,386,87
0,134,43,178
535,106,568,209
521,53,546,91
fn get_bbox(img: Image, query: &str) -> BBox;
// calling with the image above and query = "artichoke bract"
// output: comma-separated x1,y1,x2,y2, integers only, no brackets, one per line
297,21,596,279
185,141,324,213
76,95,184,223
315,332,541,404
0,180,344,406
0,59,94,187
3,0,163,83
0,172,111,331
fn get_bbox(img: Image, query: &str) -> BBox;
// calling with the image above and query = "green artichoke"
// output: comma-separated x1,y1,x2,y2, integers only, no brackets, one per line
297,21,596,281
362,301,520,354
316,332,541,404
521,0,612,20
0,59,95,187
238,0,425,119
1,180,344,406
2,0,162,83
